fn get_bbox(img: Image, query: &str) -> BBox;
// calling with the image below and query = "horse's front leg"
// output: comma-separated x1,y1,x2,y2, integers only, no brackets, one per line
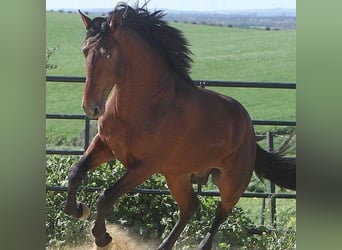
64,134,114,219
92,163,154,247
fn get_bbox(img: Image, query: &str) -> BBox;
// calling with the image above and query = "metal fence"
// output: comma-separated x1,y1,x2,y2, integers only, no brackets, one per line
46,76,296,227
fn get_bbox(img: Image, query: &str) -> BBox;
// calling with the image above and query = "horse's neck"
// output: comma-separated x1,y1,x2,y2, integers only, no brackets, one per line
111,72,175,118
109,32,177,120
109,61,176,124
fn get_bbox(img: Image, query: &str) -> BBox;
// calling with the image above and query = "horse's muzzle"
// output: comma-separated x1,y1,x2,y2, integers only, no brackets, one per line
82,101,104,119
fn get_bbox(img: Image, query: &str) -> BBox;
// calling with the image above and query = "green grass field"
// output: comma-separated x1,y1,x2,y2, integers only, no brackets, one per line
46,11,296,149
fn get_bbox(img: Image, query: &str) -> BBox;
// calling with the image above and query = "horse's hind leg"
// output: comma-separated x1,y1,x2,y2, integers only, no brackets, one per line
64,134,114,219
199,157,254,249
156,174,199,250
198,200,232,250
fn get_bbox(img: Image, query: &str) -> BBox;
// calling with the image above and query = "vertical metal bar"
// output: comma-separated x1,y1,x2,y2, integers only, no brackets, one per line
270,192,276,228
197,184,202,194
267,132,274,152
84,116,90,150
83,116,91,187
196,184,202,220
196,83,204,218
261,198,266,225
270,196,277,228
267,132,277,227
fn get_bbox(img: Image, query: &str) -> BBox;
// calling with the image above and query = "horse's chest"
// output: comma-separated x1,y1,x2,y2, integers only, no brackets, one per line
98,119,147,165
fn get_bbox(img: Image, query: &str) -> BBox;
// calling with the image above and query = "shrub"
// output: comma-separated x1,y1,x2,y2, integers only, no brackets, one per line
46,156,94,248
46,155,295,249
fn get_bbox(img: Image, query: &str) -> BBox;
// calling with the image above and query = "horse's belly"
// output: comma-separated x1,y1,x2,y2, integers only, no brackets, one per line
158,140,228,176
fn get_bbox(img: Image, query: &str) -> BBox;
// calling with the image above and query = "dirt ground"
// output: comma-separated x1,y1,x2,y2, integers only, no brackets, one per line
70,224,157,250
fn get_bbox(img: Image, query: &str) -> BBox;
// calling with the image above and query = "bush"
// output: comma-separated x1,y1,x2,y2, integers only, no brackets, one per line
46,155,295,249
46,156,95,248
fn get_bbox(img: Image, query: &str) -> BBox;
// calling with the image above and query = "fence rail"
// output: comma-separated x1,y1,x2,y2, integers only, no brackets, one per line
46,75,296,89
46,76,296,227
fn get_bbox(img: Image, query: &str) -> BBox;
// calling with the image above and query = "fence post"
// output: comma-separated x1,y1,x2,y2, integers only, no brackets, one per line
196,81,205,219
84,116,91,150
196,184,202,220
267,132,277,227
261,198,266,226
83,116,91,186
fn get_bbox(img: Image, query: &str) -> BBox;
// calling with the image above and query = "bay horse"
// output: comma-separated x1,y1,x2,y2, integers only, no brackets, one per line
64,3,296,250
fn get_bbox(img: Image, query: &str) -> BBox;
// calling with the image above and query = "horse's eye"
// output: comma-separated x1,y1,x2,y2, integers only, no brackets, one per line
106,54,112,60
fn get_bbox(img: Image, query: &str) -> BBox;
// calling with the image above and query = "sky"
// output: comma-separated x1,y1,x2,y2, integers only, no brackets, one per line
46,0,296,12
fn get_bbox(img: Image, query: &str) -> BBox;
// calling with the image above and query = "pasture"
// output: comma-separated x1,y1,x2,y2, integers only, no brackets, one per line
46,11,296,249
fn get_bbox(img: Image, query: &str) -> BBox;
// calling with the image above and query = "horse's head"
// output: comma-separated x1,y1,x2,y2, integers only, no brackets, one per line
79,3,194,118
79,11,123,118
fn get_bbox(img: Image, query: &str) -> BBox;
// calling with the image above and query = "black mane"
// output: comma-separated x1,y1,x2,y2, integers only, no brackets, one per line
86,17,109,37
86,3,194,84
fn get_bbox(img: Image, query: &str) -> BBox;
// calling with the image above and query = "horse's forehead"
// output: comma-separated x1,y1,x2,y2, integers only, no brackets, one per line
83,34,114,52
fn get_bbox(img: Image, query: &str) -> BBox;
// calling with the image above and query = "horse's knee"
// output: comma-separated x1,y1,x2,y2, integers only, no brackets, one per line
68,163,86,186
96,192,106,212
64,163,88,218
96,191,115,214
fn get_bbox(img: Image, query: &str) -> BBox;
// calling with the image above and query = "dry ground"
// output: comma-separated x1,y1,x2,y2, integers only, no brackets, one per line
63,224,158,250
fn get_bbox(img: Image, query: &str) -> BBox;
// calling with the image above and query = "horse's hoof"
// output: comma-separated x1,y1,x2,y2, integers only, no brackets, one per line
78,203,90,220
95,232,112,248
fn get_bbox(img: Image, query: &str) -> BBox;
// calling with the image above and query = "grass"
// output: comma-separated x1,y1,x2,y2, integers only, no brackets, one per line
46,11,296,149
46,12,296,82
174,22,296,82
46,12,85,76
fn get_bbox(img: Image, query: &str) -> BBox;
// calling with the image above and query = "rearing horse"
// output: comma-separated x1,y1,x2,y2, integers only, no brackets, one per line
64,4,296,250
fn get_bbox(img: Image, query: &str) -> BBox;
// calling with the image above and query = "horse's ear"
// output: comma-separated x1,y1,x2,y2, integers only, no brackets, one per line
109,14,122,32
78,10,92,29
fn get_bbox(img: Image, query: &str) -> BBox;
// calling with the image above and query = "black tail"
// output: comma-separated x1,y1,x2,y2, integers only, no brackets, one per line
254,144,296,190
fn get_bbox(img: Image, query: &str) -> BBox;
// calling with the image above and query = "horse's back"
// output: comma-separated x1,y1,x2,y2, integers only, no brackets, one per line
188,87,254,146
158,85,256,175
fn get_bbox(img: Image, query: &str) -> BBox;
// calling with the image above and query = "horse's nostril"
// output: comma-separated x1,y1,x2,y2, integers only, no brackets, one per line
94,107,100,116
